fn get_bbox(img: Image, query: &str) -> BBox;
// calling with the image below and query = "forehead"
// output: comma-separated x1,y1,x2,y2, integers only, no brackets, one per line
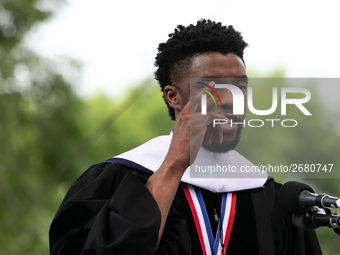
188,52,247,79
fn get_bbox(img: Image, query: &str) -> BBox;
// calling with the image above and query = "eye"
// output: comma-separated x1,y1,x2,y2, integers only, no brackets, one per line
195,81,208,89
237,83,247,91
232,78,248,90
197,84,205,89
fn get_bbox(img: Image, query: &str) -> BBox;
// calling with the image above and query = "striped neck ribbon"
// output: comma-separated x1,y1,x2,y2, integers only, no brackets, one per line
182,184,236,255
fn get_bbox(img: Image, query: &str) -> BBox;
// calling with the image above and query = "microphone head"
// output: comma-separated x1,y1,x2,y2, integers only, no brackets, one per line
292,210,318,231
279,181,315,214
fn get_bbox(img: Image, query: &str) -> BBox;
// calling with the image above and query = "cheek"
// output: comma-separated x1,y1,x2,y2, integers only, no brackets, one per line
179,88,191,108
244,91,248,113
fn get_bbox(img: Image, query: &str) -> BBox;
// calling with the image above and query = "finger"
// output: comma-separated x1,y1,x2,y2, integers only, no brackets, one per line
214,120,223,144
209,113,224,144
177,86,205,116
204,112,225,144
189,81,217,114
190,111,224,137
204,125,215,146
189,87,207,114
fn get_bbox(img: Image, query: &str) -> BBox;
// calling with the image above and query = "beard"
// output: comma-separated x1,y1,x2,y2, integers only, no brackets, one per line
202,124,243,153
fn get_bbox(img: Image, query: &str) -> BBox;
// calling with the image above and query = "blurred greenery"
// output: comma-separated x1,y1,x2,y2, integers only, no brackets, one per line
0,1,340,254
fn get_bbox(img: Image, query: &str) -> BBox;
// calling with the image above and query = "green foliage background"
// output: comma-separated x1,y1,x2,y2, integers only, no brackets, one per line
0,1,339,254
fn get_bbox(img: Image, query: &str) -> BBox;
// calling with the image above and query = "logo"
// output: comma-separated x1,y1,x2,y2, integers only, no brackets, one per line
196,82,222,107
196,80,312,128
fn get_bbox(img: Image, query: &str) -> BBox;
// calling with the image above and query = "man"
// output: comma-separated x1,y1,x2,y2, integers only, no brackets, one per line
49,19,322,255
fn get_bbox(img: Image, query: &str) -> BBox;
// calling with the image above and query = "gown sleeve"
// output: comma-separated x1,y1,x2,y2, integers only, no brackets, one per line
49,163,162,255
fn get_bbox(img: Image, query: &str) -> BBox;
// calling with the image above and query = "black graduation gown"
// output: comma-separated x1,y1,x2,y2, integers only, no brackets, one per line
49,162,322,255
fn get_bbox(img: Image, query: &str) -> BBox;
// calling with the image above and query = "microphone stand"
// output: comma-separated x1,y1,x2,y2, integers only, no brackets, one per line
293,207,340,236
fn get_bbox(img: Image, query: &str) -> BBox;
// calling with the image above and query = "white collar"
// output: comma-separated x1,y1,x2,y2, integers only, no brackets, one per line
113,132,268,193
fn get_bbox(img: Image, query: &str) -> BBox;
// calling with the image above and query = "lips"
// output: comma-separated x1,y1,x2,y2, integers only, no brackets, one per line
223,114,239,121
223,114,240,124
217,114,240,133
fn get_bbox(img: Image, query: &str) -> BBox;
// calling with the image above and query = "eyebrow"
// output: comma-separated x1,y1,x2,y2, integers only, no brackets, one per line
200,75,248,78
199,75,249,80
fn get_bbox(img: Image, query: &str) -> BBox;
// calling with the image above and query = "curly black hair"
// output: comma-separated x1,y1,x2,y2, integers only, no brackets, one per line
154,19,248,120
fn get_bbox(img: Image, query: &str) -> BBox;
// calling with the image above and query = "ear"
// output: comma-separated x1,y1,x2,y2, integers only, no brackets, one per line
164,85,182,110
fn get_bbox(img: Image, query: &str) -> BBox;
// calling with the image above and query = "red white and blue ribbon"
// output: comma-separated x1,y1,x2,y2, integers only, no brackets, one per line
182,184,236,255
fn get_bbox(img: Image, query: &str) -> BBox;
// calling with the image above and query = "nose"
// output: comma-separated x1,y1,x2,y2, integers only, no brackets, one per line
216,86,245,115
219,89,234,109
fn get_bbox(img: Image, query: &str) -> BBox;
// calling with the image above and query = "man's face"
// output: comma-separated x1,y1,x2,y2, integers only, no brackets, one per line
175,52,248,152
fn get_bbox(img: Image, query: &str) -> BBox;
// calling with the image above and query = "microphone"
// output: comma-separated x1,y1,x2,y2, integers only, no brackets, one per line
292,207,340,231
279,181,340,214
